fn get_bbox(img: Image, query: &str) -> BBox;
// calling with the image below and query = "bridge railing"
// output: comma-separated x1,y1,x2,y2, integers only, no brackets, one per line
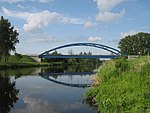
39,55,120,59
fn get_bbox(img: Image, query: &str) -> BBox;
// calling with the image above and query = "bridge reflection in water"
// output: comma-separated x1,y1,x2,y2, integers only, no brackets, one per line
39,72,95,88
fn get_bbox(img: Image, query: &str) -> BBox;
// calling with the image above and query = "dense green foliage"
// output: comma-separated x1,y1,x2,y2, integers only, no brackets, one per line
85,57,150,113
118,32,150,55
0,16,19,61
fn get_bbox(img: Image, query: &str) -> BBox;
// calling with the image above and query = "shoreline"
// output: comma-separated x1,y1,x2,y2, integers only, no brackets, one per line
85,56,150,112
0,62,49,70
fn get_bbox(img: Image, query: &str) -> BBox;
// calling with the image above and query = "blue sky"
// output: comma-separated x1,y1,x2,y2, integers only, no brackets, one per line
0,0,150,54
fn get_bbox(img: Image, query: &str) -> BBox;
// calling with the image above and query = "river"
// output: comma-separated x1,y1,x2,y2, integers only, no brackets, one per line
0,65,98,113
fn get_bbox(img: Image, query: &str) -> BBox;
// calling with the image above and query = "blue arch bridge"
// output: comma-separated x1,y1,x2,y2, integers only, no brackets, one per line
39,43,126,59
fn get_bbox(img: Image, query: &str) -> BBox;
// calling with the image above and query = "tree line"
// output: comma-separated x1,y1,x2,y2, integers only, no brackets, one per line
42,50,102,66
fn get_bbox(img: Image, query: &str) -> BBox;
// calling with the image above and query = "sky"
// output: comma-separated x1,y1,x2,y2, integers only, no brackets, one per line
0,0,150,55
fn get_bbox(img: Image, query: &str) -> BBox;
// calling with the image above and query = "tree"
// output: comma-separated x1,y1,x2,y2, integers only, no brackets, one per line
118,32,150,55
42,51,65,63
0,16,19,61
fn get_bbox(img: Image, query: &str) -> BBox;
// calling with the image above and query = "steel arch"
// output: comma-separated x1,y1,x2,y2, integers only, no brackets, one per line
39,43,125,58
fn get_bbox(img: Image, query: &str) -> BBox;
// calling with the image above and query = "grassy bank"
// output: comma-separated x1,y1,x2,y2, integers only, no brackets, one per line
85,56,150,113
0,55,48,69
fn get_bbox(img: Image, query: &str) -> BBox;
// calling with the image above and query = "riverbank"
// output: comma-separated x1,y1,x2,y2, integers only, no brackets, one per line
85,56,150,113
0,55,49,70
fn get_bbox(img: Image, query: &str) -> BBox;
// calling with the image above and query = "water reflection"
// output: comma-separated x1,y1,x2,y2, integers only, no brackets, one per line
0,65,97,113
41,65,97,73
40,72,95,88
0,74,19,113
40,65,96,88
21,96,60,113
0,67,40,79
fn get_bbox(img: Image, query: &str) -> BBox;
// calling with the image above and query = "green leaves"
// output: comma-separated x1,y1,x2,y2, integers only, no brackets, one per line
0,16,19,61
118,32,150,55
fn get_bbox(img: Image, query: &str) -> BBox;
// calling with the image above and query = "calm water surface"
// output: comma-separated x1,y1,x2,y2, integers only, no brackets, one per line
0,66,97,113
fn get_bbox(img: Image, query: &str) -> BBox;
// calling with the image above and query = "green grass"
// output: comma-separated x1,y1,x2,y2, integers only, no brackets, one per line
85,56,150,113
0,55,48,69
0,55,36,63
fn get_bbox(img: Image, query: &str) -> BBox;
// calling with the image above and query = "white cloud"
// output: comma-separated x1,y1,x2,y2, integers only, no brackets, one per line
88,36,102,42
0,0,24,3
2,7,30,19
23,11,61,32
84,21,97,28
27,37,54,43
17,4,25,9
94,0,125,12
96,9,125,23
27,35,56,43
23,96,59,113
120,31,138,38
61,17,82,24
93,0,126,23
2,7,82,32
39,0,54,3
0,0,54,3
23,32,64,44
11,96,82,113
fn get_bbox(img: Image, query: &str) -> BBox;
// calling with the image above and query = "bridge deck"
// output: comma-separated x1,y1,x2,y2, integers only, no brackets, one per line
39,55,120,59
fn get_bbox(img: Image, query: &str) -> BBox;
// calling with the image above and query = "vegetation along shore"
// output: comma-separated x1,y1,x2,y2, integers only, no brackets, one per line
85,56,150,113
0,55,48,70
